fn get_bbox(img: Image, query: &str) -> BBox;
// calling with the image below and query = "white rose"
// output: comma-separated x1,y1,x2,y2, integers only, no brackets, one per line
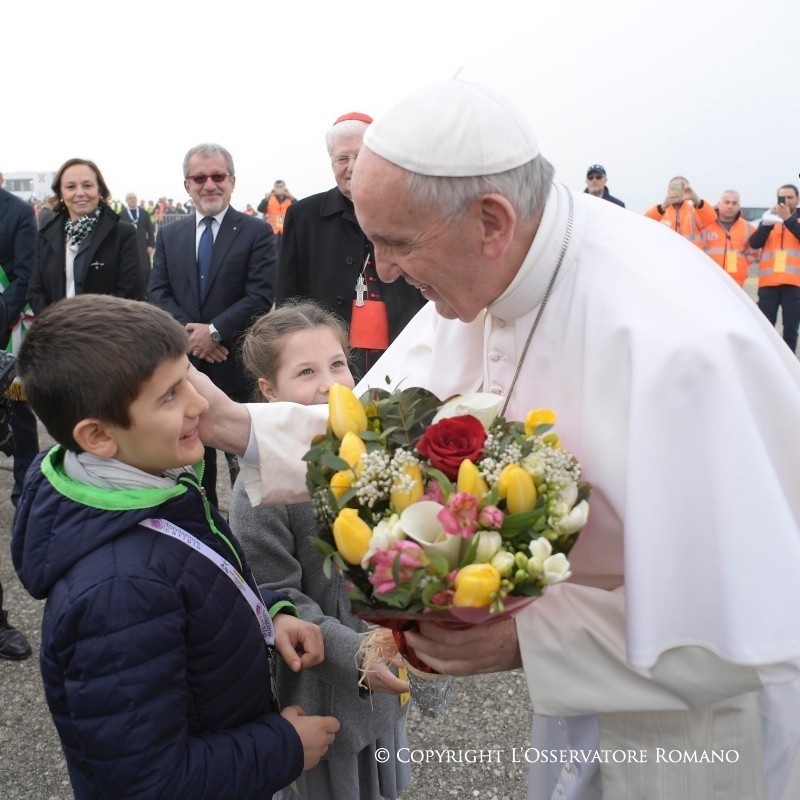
542,553,572,584
432,392,503,430
473,531,503,563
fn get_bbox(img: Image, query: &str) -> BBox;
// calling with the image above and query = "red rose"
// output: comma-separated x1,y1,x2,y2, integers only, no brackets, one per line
416,415,487,480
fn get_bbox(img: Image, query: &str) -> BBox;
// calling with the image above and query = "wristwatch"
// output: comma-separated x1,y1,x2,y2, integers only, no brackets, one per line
208,323,222,343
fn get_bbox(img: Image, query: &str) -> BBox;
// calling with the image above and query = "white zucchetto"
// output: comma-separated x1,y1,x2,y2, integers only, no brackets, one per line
363,79,539,177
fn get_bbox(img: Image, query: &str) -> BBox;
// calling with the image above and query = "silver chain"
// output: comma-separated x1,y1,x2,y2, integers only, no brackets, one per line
500,190,575,418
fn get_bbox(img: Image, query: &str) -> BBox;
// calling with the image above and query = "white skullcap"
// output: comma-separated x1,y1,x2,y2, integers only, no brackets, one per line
363,79,539,177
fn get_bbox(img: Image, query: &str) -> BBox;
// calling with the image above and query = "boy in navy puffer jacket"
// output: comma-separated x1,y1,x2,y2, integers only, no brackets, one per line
12,295,339,800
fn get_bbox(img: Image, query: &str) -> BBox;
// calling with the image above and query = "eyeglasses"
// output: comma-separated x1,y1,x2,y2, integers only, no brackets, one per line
332,154,359,167
186,173,231,186
587,174,604,180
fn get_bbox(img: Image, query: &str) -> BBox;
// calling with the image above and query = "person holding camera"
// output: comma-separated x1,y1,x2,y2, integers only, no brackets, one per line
749,184,800,353
644,175,716,248
257,180,296,251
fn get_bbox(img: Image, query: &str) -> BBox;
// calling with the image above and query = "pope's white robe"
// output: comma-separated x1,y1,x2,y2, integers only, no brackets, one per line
244,184,800,799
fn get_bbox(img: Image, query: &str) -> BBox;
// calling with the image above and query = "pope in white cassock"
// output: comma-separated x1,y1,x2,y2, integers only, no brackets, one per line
196,80,800,800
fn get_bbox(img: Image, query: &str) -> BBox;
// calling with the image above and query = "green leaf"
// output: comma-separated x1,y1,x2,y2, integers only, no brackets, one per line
425,467,453,499
425,551,451,575
310,536,336,558
321,452,350,472
460,536,479,567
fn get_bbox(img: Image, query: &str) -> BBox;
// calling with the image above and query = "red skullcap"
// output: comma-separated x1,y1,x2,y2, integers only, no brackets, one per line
333,112,373,125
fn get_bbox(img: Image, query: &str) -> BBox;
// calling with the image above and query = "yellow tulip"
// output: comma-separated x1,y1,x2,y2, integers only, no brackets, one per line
452,563,502,607
496,463,520,500
329,383,368,438
524,408,556,436
329,470,353,500
456,459,488,500
338,431,367,470
332,508,373,565
390,464,424,512
505,466,537,514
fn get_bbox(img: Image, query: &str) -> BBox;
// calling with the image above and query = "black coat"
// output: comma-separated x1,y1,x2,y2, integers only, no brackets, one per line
28,205,143,315
147,208,276,398
276,187,426,377
0,188,36,323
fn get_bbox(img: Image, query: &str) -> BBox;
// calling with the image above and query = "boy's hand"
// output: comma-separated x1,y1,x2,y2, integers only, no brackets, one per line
274,615,324,671
281,706,340,770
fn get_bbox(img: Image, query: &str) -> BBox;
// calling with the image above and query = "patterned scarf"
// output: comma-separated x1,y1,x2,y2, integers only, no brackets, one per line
64,207,102,248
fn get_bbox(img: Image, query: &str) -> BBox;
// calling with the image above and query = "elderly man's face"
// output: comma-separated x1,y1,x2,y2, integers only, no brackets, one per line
352,148,507,323
585,172,606,197
330,132,364,200
126,193,138,208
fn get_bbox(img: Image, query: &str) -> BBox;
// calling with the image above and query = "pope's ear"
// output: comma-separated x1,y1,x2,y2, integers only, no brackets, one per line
477,194,516,260
72,418,119,459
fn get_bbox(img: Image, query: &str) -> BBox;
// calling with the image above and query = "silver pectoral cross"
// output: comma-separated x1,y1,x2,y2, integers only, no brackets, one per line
355,274,367,307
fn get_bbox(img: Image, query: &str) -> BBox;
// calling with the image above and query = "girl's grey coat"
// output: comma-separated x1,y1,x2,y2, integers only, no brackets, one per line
230,480,406,755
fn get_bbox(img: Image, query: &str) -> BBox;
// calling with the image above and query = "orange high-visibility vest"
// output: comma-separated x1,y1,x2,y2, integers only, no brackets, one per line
644,200,716,249
266,196,293,235
756,223,800,288
702,216,756,287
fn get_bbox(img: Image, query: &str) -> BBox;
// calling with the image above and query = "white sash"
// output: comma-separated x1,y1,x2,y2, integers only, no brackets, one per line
140,517,275,645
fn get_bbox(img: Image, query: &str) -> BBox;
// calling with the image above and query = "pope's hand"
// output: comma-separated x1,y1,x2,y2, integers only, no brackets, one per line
188,366,250,456
274,614,324,672
404,616,522,676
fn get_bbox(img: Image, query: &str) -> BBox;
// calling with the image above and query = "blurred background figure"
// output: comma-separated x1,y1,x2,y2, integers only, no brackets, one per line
645,175,715,248
258,180,296,252
701,190,755,288
121,192,156,285
584,164,625,207
749,184,800,352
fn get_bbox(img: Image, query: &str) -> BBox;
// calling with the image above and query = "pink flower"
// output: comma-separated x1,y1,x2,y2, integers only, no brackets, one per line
437,492,480,537
428,588,455,607
420,480,446,505
369,540,427,594
478,505,504,530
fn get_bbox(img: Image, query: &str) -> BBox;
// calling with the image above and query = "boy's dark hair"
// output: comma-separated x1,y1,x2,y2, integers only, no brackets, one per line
17,296,189,451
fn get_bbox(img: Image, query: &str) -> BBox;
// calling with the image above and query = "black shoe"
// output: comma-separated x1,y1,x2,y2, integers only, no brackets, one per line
0,614,32,661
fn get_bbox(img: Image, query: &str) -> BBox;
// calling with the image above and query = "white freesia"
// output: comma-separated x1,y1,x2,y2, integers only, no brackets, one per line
542,553,572,584
360,513,403,568
490,550,516,577
528,538,553,561
550,499,589,536
473,531,503,563
399,501,463,569
431,392,503,431
527,537,553,578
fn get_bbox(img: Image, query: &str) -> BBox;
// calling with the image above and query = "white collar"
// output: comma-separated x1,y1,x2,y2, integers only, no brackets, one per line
195,207,228,228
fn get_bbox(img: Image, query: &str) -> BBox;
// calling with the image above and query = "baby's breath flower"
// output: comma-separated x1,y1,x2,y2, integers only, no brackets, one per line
351,449,393,508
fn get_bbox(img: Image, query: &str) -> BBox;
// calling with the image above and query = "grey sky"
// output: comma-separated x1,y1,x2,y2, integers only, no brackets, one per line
4,0,797,213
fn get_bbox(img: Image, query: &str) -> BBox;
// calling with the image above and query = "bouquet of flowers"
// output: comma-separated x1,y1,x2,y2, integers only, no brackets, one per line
305,384,590,714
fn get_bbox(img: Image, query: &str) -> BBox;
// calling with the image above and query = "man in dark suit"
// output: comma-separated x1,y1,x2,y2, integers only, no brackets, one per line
277,113,426,380
0,178,35,660
148,143,275,506
121,192,156,284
